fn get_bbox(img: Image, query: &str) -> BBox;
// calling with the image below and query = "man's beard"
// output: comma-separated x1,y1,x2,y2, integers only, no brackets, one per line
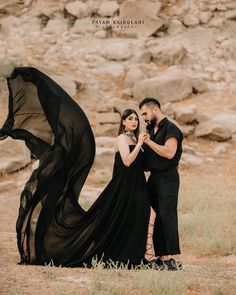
146,114,157,132
150,114,157,126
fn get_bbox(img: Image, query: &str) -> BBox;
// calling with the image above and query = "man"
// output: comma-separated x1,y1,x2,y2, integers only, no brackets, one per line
139,97,183,271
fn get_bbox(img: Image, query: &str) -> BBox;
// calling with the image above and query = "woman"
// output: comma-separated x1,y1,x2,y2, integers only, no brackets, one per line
0,67,155,267
115,109,156,262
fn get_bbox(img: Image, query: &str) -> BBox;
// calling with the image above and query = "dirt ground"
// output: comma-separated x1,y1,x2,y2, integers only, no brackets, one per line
0,88,236,294
0,142,236,294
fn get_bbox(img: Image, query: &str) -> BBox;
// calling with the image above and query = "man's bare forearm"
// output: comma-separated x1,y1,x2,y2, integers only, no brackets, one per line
145,136,178,159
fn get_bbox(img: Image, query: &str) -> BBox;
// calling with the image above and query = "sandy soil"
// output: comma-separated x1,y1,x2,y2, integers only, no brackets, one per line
0,145,236,294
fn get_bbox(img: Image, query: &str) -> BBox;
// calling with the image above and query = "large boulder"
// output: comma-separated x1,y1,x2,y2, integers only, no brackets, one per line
43,18,68,36
101,43,132,60
90,112,121,136
115,0,163,38
212,143,229,157
0,15,22,33
95,137,115,148
168,19,186,35
0,138,31,174
91,100,120,113
24,0,33,7
212,113,236,134
34,0,59,17
216,38,236,59
94,147,114,169
174,105,198,124
161,102,175,117
65,1,90,18
196,112,211,123
148,43,187,66
98,1,119,17
71,18,100,34
225,9,236,20
133,67,207,103
124,67,146,88
191,78,208,93
0,57,15,78
180,143,205,166
183,14,200,27
194,121,232,141
94,30,107,39
110,97,140,114
208,17,224,28
95,112,121,125
93,136,116,169
0,0,18,10
180,153,203,167
199,12,212,24
51,75,78,97
181,125,195,137
94,123,119,137
97,63,125,77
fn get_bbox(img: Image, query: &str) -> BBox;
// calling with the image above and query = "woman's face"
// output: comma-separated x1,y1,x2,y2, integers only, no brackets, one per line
122,113,139,132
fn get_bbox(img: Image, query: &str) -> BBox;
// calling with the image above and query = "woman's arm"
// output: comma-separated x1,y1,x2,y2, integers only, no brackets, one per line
116,133,146,167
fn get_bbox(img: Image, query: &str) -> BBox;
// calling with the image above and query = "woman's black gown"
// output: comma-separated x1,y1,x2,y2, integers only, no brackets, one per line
0,67,150,267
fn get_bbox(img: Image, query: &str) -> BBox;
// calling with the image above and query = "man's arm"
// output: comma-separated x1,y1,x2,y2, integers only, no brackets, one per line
144,134,178,159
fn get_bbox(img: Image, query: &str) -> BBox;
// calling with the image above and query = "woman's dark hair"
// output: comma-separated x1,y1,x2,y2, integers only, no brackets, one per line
118,109,140,140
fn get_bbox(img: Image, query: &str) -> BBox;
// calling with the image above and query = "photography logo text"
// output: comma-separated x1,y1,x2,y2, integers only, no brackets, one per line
91,18,145,30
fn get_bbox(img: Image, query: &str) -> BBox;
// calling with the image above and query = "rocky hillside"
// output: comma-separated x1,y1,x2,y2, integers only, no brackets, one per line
0,0,236,173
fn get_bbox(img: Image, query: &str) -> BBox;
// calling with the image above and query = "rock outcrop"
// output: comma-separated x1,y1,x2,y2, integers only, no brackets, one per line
1,0,236,170
0,138,31,174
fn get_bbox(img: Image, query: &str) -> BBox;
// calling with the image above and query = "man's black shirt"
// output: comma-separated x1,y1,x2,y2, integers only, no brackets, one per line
144,117,183,171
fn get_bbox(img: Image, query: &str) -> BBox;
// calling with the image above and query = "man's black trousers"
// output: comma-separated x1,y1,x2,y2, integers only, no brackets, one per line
147,167,180,256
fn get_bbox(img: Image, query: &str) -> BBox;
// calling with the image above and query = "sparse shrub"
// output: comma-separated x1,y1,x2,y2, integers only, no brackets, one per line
42,260,58,280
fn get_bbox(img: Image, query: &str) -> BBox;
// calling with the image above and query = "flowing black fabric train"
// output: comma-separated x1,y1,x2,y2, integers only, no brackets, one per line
0,67,150,267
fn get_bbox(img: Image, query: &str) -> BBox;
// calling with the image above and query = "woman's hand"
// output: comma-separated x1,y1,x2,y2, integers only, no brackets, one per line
138,131,147,146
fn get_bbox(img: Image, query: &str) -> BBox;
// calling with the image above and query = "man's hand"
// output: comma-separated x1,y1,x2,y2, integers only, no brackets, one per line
144,132,151,143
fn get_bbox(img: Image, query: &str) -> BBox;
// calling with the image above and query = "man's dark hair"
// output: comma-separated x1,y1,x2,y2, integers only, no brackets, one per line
139,97,161,109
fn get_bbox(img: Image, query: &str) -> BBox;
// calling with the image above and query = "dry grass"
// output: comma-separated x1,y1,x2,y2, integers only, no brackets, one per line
81,257,235,295
179,173,236,256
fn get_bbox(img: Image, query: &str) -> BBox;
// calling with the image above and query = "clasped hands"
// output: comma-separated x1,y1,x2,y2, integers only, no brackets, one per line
138,131,151,146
